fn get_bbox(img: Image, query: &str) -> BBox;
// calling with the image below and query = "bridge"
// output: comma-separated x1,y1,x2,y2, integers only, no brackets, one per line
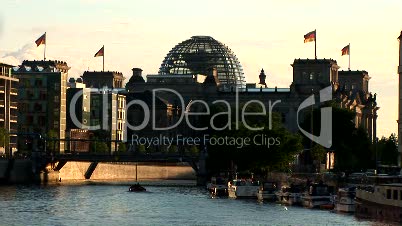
8,134,208,185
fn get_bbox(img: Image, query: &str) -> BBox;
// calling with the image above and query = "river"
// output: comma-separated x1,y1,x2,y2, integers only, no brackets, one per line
0,183,391,225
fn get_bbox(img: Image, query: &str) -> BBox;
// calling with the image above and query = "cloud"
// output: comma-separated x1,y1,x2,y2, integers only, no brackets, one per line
0,43,42,66
0,43,87,79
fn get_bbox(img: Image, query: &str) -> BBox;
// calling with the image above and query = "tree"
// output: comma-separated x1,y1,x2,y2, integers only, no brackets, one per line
207,106,303,174
46,129,59,153
377,133,398,165
0,128,8,155
117,143,127,153
300,104,374,172
310,144,327,172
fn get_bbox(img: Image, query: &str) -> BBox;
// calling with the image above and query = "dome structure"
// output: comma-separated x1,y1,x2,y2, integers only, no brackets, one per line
158,36,245,89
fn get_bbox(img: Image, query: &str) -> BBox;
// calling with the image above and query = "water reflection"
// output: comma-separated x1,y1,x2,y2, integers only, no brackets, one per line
0,185,381,226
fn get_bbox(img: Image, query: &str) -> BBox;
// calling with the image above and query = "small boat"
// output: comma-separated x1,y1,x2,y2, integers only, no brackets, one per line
257,182,278,201
276,184,304,206
302,182,334,208
228,179,260,199
206,177,228,197
355,184,402,222
335,187,356,213
129,183,146,192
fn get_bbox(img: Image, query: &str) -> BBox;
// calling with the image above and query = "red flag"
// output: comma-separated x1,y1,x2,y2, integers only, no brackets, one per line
35,33,46,47
94,46,104,57
341,45,350,56
304,30,316,43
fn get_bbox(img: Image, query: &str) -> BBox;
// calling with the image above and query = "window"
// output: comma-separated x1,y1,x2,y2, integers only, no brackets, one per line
400,190,402,200
387,189,391,199
394,190,398,200
309,73,314,80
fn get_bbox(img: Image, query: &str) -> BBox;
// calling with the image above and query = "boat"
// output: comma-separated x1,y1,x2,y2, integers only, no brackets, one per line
228,179,260,199
302,182,334,208
276,184,304,206
257,182,278,201
206,177,228,196
129,183,146,192
335,187,356,213
355,183,402,222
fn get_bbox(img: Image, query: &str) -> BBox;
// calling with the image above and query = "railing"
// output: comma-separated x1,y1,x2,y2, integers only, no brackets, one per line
0,114,4,120
0,86,4,93
0,100,4,106
10,115,17,121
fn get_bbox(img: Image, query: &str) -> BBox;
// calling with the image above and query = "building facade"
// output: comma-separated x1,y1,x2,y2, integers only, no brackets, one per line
0,63,19,155
13,60,69,153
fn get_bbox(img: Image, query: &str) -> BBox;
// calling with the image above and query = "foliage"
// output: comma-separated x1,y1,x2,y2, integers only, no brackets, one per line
207,103,303,174
300,104,374,172
189,145,199,155
376,133,398,165
137,144,146,153
91,141,109,153
46,129,59,152
117,143,127,152
90,130,110,153
0,127,8,147
168,145,177,153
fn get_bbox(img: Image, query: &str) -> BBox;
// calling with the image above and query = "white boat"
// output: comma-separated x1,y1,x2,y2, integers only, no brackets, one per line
302,182,334,208
206,177,228,196
257,182,278,201
355,184,402,222
335,187,356,213
276,185,304,206
228,179,260,199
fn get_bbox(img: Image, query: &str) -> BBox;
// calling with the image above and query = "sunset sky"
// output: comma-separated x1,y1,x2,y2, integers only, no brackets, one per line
0,0,401,137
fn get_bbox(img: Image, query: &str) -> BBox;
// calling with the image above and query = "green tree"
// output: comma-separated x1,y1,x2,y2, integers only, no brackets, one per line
300,104,374,172
310,144,327,172
137,144,146,153
0,128,9,156
91,141,109,153
168,145,178,153
46,129,59,153
207,107,303,174
377,133,398,165
117,143,127,153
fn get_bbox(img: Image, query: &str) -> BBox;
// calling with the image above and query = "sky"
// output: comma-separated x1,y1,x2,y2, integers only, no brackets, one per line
0,0,401,138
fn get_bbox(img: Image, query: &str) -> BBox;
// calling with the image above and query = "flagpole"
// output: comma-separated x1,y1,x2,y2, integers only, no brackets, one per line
348,43,351,70
103,45,105,72
44,32,47,61
314,29,317,59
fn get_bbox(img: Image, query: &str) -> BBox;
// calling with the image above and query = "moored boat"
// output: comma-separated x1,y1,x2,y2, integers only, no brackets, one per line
228,179,260,199
355,184,402,222
257,182,278,201
276,184,304,206
335,187,356,213
302,182,334,208
206,177,228,197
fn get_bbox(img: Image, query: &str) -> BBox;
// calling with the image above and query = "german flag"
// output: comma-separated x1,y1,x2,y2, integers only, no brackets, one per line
35,33,46,47
341,44,350,56
94,46,104,57
304,30,316,43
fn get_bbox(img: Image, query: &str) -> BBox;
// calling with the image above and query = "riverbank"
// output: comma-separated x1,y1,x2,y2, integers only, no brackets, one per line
0,159,197,185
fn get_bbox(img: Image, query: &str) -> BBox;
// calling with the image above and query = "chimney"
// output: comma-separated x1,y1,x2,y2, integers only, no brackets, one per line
132,68,143,77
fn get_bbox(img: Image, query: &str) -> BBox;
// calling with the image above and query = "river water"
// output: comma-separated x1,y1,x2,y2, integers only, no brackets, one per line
0,183,390,226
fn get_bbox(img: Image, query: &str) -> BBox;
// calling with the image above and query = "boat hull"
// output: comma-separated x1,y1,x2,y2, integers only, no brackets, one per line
355,197,402,222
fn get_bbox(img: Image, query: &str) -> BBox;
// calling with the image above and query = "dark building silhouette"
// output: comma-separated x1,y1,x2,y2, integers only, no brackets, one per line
82,71,125,89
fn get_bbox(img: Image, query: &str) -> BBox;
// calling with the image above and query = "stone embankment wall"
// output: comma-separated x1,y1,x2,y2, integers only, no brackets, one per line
59,162,197,181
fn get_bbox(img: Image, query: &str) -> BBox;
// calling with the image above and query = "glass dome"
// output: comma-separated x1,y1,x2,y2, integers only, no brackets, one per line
158,36,245,89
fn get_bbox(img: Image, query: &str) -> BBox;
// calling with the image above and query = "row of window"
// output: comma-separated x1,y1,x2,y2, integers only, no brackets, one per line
386,189,402,200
